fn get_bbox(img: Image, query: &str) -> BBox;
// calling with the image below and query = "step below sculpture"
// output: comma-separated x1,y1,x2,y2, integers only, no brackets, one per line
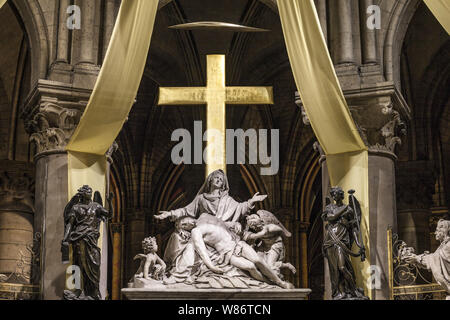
130,169,296,290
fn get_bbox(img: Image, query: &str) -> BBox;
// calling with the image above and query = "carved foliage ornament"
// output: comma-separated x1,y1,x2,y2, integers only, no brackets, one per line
373,103,407,153
0,171,34,211
24,102,80,154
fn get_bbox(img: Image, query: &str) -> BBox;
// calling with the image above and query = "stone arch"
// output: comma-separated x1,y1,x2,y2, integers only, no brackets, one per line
382,0,421,87
9,0,49,85
159,0,278,13
414,42,450,162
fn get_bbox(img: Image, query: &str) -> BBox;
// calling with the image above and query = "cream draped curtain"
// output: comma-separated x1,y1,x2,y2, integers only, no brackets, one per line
65,0,158,279
66,0,158,201
424,0,450,35
0,0,7,9
277,0,371,298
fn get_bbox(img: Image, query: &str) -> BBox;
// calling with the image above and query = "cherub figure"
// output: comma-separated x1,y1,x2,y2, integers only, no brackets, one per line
134,237,166,281
244,210,296,276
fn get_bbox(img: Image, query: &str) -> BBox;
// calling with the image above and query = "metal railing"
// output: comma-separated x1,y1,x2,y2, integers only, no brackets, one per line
387,228,446,300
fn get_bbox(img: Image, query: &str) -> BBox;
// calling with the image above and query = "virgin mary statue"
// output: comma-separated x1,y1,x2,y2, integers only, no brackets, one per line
154,169,267,284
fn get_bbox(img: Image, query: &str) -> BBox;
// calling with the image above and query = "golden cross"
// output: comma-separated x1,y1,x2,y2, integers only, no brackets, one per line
158,55,273,176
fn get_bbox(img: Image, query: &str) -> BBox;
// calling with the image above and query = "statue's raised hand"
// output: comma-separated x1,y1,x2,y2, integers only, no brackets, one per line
250,192,267,205
154,211,171,221
403,254,420,265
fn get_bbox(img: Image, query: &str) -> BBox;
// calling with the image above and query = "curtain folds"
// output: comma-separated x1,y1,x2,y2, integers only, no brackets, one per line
66,0,158,200
277,0,371,297
424,0,450,35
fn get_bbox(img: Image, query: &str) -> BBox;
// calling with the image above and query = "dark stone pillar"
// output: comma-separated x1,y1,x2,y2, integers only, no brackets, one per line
21,80,90,299
396,161,435,255
301,84,410,300
0,161,35,284
124,209,146,286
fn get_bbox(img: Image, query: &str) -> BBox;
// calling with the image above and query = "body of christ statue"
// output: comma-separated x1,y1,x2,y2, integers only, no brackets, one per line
191,213,294,289
154,169,269,285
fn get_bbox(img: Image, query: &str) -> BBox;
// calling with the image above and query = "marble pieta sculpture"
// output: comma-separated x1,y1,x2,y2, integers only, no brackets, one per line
399,219,450,300
130,169,296,290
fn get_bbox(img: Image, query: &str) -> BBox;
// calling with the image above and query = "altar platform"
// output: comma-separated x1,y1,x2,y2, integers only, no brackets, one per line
122,288,311,300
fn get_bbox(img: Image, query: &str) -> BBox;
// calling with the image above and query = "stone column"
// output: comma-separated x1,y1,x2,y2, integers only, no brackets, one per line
359,0,377,64
49,0,73,83
299,222,310,289
347,91,408,300
102,0,116,61
314,0,328,42
110,222,122,300
124,210,146,285
21,80,90,300
72,0,100,88
0,161,35,284
105,142,118,299
78,0,96,66
330,0,356,64
301,85,410,300
56,0,70,63
396,161,435,255
313,141,332,300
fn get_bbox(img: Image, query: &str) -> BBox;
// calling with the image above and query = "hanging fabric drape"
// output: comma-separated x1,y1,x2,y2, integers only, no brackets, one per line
66,0,158,201
277,0,371,298
65,1,158,290
424,0,450,35
0,0,7,9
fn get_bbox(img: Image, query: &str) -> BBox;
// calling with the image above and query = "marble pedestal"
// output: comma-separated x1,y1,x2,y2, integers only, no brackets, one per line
122,288,311,300
123,277,311,300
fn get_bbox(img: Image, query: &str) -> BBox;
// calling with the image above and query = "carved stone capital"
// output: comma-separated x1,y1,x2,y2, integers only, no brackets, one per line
347,83,410,157
295,91,310,125
354,102,406,154
313,141,326,163
106,141,119,164
0,161,35,213
21,80,92,157
295,83,411,158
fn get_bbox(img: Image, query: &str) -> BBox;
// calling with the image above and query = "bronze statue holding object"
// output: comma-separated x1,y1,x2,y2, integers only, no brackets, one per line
61,185,113,300
322,187,368,300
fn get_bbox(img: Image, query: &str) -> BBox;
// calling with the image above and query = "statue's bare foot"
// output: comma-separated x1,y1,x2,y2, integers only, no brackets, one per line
163,276,177,285
185,276,194,285
208,266,224,274
283,263,296,274
281,281,294,289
